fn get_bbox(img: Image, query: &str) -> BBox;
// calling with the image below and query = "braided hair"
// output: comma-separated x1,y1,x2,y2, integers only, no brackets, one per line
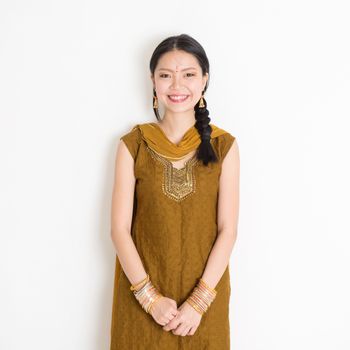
149,33,218,166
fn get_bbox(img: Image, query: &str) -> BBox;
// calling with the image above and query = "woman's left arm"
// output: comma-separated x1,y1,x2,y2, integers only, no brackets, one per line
164,139,240,335
201,139,240,289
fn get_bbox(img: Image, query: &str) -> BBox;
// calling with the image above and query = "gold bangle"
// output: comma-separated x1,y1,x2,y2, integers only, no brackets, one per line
199,278,217,295
185,278,218,315
130,274,149,291
186,299,204,315
132,278,164,314
147,294,163,313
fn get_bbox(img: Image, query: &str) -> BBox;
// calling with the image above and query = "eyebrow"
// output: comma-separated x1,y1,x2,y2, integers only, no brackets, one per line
157,67,197,72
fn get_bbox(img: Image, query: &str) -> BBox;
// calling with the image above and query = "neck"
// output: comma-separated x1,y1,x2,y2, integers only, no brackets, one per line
159,110,196,138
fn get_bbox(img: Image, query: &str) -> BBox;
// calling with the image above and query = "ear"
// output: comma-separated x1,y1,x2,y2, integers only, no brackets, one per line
202,73,209,90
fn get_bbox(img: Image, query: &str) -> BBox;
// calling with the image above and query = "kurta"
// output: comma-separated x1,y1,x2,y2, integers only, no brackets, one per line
110,122,236,350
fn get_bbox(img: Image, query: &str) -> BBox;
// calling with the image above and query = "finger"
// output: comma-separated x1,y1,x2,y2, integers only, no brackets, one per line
168,311,178,320
172,322,186,336
169,309,178,317
187,325,196,336
176,323,190,337
170,312,180,325
163,320,173,331
182,325,192,336
162,317,171,325
164,317,181,331
163,321,175,331
160,315,172,326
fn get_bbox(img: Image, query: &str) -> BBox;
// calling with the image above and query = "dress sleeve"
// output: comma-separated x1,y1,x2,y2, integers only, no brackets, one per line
219,132,236,161
120,125,141,161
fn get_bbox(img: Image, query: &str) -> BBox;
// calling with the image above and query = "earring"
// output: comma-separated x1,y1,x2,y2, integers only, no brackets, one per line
199,94,205,108
153,94,158,109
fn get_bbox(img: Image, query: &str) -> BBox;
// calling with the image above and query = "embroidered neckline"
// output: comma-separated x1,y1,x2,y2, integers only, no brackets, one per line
146,145,199,202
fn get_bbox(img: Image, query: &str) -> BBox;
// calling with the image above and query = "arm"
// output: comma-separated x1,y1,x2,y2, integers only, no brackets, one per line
110,139,147,285
201,139,240,289
163,139,240,336
111,139,179,325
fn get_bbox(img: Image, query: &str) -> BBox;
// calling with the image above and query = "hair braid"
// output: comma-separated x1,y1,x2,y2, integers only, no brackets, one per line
194,94,218,166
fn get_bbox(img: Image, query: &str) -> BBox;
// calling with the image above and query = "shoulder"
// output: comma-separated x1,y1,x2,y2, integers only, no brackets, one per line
210,124,236,161
120,124,142,139
119,124,143,160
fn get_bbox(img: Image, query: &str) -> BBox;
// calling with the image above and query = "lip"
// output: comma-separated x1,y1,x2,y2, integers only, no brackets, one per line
167,95,189,103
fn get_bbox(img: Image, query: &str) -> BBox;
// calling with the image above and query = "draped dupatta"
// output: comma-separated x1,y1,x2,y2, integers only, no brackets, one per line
133,122,228,161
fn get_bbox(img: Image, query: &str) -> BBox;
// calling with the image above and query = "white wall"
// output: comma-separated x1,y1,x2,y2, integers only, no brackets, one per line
1,0,349,349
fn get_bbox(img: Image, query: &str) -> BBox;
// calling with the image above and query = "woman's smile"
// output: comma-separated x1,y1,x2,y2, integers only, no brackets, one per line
167,95,190,103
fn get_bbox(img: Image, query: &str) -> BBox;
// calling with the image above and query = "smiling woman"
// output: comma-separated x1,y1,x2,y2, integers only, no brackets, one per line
110,33,240,350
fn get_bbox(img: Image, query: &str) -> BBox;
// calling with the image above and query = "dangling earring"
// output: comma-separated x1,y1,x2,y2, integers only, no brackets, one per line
153,89,158,109
199,94,205,108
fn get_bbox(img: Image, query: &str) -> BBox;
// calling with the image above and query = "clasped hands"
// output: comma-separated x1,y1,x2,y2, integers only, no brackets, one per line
149,296,202,337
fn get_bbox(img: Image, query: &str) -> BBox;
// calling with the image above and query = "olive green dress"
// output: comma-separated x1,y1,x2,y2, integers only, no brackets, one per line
110,122,236,350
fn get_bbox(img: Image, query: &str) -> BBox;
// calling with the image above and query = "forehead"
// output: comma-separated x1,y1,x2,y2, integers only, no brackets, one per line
156,50,200,70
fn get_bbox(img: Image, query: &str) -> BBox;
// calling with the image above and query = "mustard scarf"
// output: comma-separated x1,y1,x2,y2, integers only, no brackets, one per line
132,122,227,161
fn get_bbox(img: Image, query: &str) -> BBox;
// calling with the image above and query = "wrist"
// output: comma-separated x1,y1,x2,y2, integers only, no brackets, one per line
130,274,149,292
186,278,217,315
130,274,164,314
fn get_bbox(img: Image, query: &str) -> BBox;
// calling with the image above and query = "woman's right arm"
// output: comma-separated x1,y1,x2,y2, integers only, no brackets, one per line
110,139,179,325
110,139,147,285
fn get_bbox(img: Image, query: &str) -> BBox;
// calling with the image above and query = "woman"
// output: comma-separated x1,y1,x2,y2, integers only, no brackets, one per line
110,33,240,349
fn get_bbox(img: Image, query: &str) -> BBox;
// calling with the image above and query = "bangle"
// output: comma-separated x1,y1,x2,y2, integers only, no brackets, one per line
130,274,149,291
132,277,164,314
147,293,163,313
186,278,217,315
199,278,217,294
186,298,204,315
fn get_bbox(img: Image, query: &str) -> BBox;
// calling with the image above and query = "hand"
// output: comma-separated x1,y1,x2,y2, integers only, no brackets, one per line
149,296,179,326
162,300,202,336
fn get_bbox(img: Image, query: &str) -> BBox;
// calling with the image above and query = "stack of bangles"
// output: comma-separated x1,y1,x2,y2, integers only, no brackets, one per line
130,274,163,314
130,275,217,316
185,278,217,315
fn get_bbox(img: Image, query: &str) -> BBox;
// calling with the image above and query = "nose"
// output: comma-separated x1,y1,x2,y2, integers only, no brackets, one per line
170,73,181,89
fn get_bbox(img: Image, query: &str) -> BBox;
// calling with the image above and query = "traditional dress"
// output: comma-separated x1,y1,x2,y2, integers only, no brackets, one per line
110,122,236,349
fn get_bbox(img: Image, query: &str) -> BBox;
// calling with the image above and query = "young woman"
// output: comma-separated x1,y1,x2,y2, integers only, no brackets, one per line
110,33,240,349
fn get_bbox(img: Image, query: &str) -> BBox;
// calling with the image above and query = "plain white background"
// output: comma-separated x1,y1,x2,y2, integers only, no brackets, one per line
1,0,349,349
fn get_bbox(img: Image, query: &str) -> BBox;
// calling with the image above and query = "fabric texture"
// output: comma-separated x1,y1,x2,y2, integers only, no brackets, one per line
110,122,236,350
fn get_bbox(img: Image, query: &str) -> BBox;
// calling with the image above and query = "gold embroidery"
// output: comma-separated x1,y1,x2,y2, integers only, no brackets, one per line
146,146,199,202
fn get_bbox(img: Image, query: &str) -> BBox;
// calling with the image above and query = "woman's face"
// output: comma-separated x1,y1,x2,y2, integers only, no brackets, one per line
151,50,208,114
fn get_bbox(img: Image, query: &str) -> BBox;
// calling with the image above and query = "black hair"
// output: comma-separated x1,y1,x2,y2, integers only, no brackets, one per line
149,33,218,166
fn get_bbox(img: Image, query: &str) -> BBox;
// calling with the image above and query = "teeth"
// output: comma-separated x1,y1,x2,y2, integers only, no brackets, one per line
169,95,188,101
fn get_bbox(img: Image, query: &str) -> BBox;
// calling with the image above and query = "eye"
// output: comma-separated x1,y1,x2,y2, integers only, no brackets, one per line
186,73,195,77
159,73,170,78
